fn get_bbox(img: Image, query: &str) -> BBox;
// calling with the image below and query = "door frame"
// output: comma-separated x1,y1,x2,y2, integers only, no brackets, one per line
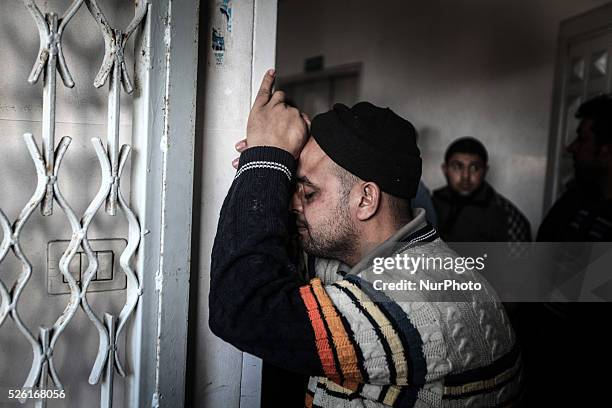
128,0,200,406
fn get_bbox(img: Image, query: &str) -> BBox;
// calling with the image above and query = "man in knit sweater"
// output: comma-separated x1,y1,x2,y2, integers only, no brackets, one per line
210,70,522,407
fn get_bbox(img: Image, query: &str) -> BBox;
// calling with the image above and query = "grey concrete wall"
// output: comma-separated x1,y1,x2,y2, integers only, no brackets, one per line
0,1,135,406
277,0,611,232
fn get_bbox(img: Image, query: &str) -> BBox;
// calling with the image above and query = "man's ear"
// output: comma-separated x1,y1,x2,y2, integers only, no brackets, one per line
441,163,448,177
356,182,381,221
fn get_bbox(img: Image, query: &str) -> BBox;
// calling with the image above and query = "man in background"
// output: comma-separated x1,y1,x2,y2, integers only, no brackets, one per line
538,94,612,241
519,94,612,406
432,137,531,242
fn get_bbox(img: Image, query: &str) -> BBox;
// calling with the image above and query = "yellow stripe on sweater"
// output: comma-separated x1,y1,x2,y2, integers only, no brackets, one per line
336,279,409,385
383,385,402,406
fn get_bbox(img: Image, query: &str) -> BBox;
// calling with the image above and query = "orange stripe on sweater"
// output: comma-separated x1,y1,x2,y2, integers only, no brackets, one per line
300,282,341,383
310,279,362,389
304,393,314,408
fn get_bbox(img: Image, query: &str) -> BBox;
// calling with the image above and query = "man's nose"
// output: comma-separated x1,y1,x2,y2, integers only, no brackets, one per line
291,190,303,214
461,167,470,181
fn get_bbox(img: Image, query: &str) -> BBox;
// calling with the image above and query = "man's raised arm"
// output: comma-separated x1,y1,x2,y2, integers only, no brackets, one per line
208,70,322,375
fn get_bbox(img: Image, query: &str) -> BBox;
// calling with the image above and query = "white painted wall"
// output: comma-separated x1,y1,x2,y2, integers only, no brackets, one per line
190,1,277,407
277,0,611,231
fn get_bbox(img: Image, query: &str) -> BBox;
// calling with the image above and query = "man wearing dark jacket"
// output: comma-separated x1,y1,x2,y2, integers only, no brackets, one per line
519,94,612,406
538,94,612,241
209,71,521,407
432,137,531,242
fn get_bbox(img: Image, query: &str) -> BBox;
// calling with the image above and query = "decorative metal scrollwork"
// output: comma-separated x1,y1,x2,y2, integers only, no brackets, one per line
0,1,149,406
85,0,148,216
21,0,84,216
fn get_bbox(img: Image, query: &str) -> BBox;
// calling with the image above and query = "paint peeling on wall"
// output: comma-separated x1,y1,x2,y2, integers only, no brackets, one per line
211,0,233,65
219,0,233,32
212,28,225,51
212,28,225,65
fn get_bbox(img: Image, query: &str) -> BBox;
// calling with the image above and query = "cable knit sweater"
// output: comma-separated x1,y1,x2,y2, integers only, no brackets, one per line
209,147,522,407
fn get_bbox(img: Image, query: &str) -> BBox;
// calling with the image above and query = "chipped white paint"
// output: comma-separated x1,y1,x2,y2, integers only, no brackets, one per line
155,269,163,292
128,0,199,406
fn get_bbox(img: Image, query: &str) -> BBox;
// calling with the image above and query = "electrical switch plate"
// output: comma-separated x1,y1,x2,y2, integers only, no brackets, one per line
47,239,127,295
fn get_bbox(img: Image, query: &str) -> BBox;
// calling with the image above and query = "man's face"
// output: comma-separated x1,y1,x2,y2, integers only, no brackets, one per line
442,153,487,196
292,137,358,261
567,118,605,181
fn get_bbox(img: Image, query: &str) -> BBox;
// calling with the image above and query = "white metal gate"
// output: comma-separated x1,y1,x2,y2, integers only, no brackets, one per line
0,0,199,406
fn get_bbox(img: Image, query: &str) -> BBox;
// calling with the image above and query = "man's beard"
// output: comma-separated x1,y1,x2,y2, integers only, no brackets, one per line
297,204,358,263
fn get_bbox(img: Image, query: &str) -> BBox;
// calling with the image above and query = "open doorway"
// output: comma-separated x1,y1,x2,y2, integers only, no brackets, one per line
278,63,361,117
268,1,612,407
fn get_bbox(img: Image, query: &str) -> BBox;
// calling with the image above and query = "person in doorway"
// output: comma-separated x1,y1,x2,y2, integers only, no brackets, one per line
432,137,531,242
538,94,612,241
516,94,612,406
209,70,521,407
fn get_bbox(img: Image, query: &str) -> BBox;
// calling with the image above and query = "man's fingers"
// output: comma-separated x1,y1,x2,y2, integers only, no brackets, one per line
232,138,246,168
235,139,247,153
253,69,276,108
269,90,286,106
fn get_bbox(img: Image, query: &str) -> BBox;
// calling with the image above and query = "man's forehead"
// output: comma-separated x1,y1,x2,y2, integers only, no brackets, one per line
298,137,331,175
449,152,484,164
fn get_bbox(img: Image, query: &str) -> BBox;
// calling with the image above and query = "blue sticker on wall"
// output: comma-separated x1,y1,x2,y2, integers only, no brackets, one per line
212,28,225,65
220,0,233,32
212,28,225,51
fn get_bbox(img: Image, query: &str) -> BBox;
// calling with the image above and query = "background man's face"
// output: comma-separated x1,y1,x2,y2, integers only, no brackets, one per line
567,118,605,181
443,153,487,196
292,138,358,261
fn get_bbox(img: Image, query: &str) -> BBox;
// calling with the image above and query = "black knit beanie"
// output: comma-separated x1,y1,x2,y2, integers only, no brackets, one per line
310,102,422,199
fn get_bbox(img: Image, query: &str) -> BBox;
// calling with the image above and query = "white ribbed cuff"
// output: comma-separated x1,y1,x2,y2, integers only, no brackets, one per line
235,160,292,181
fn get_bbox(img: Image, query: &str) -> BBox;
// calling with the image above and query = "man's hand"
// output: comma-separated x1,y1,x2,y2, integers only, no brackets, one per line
246,69,308,159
